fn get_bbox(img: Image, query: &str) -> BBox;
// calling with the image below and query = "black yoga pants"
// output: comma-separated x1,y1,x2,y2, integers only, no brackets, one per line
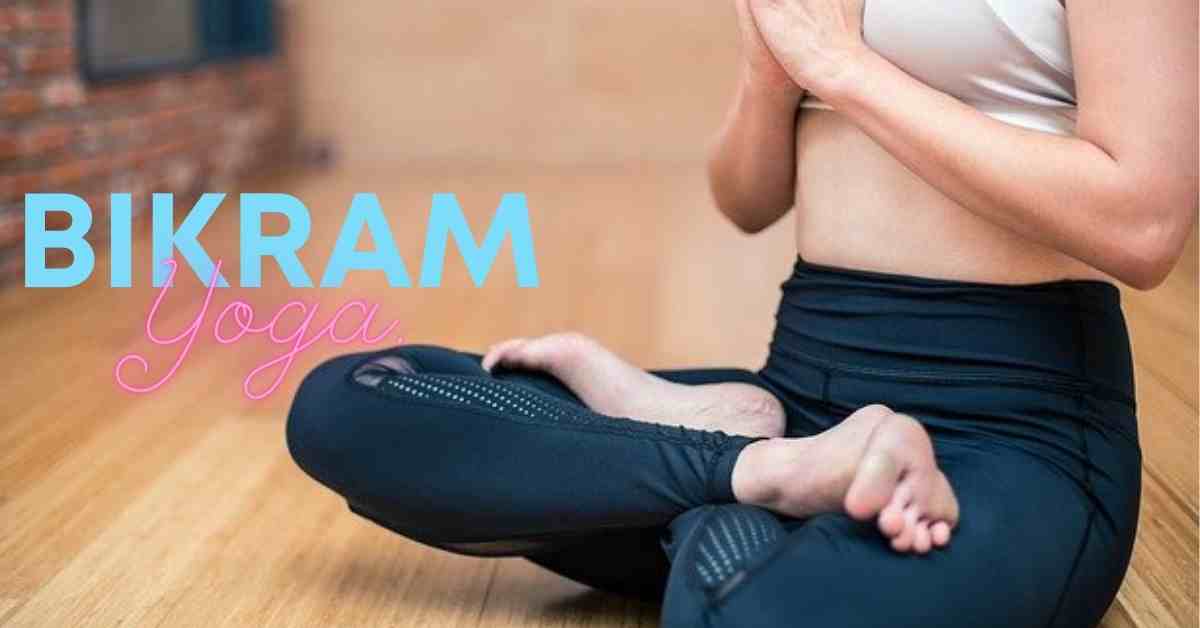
286,259,1141,628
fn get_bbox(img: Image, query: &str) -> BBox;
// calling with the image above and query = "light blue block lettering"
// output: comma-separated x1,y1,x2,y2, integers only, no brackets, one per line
110,193,132,287
152,193,229,287
320,193,410,288
419,193,538,287
240,193,313,288
24,193,94,288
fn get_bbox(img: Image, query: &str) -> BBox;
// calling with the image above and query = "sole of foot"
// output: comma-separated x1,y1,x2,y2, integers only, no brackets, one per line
733,404,959,554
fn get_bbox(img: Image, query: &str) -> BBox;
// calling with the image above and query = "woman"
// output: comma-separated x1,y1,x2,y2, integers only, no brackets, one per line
286,1,1197,626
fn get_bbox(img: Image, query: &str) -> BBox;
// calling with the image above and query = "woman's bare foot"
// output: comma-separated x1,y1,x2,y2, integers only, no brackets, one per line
481,333,785,438
732,404,960,554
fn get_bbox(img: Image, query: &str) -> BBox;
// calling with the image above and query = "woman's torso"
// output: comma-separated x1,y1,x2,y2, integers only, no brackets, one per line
793,0,1112,285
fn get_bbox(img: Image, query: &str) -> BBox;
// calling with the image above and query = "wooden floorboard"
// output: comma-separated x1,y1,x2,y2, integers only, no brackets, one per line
0,166,1195,627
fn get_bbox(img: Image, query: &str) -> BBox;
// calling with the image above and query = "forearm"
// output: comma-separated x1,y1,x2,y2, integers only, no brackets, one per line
707,79,803,233
821,50,1193,288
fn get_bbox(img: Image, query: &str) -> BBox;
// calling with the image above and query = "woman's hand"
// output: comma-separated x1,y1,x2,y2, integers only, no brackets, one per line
748,0,869,98
706,0,821,233
735,0,804,100
754,0,1197,289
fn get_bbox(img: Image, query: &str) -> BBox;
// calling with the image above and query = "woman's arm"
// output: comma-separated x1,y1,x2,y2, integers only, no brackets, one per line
708,0,806,233
708,80,803,233
750,0,1199,289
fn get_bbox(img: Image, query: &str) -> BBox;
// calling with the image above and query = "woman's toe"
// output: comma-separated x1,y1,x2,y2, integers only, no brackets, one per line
929,472,960,528
877,483,911,537
482,338,528,371
912,520,932,554
890,505,920,552
930,521,952,547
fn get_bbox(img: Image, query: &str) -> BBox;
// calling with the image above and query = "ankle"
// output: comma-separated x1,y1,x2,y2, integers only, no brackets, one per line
731,438,790,506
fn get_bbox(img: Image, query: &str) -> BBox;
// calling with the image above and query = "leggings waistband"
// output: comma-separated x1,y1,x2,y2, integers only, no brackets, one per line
766,258,1135,404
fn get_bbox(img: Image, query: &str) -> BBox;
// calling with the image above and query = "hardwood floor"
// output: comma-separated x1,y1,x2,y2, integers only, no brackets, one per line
0,165,1195,627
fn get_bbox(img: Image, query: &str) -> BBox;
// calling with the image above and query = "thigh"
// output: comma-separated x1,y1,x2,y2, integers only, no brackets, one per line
662,443,1131,628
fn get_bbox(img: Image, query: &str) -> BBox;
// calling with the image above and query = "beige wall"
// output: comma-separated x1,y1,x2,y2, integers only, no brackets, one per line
285,0,742,167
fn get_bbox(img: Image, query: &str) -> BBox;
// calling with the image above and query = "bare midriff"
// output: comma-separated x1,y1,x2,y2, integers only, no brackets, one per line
793,109,1112,285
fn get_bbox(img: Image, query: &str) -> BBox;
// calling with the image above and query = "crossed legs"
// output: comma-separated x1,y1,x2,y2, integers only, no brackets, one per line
287,339,1131,627
291,339,958,589
480,333,959,550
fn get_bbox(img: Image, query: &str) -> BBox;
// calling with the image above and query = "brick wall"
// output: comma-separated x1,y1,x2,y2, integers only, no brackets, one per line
0,0,294,285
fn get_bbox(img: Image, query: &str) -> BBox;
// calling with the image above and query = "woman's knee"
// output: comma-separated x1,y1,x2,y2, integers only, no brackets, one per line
285,347,491,532
286,350,432,492
286,352,373,493
286,344,481,482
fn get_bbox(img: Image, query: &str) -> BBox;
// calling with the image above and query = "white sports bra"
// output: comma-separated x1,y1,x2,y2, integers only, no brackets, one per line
800,0,1077,135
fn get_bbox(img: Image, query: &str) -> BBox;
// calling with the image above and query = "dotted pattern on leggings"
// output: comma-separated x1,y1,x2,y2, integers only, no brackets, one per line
693,506,784,589
378,374,596,426
368,372,740,451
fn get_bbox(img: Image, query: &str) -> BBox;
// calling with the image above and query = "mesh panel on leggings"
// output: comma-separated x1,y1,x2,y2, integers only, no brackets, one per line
693,505,784,589
377,374,587,422
367,372,737,450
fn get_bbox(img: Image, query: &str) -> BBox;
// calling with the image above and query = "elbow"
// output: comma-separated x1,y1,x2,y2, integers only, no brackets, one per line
1092,156,1199,290
715,200,787,234
1107,200,1197,291
740,221,774,235
1118,253,1175,291
706,157,791,234
720,207,777,234
708,183,785,234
